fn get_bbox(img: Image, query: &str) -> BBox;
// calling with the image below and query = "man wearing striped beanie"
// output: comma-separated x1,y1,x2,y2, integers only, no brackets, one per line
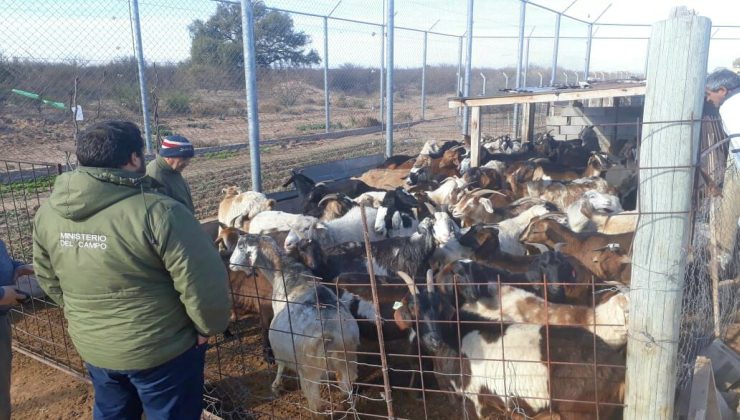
146,135,195,213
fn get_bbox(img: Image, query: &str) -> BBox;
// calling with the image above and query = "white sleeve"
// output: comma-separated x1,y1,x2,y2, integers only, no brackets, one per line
720,98,740,169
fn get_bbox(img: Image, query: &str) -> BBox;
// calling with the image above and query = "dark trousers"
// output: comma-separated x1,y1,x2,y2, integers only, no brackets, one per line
0,316,11,420
85,343,207,420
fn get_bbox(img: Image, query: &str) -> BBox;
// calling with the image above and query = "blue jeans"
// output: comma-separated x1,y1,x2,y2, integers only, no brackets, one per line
85,343,207,420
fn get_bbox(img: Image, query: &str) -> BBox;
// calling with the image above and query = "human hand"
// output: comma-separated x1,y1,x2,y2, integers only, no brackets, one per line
197,335,209,346
14,264,34,278
0,286,29,306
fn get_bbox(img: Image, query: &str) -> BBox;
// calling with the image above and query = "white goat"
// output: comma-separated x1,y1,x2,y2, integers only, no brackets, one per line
566,190,624,232
284,206,382,250
230,235,359,412
425,177,465,207
498,204,553,255
218,187,275,231
248,211,318,235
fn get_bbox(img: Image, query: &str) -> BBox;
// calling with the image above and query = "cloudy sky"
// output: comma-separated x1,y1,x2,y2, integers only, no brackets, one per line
1,0,738,74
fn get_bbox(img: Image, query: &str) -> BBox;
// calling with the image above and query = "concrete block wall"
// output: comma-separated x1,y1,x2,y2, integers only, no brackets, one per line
546,100,643,154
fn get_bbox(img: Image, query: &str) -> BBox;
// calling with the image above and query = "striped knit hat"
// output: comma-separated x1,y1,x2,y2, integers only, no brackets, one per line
160,135,194,158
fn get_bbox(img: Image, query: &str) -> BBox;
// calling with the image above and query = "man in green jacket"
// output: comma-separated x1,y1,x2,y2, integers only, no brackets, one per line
146,135,195,213
32,120,230,420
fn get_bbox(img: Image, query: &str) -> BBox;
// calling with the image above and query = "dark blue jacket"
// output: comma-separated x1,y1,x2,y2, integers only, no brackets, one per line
0,240,25,315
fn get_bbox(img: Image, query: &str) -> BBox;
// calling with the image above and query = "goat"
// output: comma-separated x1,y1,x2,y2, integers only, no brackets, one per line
497,204,557,255
377,154,415,169
352,191,387,208
248,211,318,237
215,225,242,257
229,234,359,412
374,187,419,238
565,190,623,232
532,152,612,182
436,260,630,349
354,168,410,190
297,217,437,279
456,224,596,305
217,187,275,232
520,217,633,283
526,176,617,210
306,193,356,221
462,166,505,190
592,210,638,234
424,176,466,208
450,191,539,228
393,271,626,420
407,146,465,185
223,265,275,363
283,170,378,214
283,206,381,251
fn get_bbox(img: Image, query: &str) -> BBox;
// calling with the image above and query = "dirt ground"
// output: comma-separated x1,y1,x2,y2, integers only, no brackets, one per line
10,353,93,419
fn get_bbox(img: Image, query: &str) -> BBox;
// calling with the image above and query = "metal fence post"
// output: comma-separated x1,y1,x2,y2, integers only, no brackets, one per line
624,9,711,419
524,33,531,87
551,12,561,85
385,0,394,158
130,0,153,154
240,0,262,192
379,3,385,123
421,31,427,121
514,0,526,137
461,0,474,136
456,35,463,117
584,23,593,80
323,16,330,133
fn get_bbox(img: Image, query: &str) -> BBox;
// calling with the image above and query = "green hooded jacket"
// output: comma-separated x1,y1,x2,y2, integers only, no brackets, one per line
32,167,230,371
146,156,195,213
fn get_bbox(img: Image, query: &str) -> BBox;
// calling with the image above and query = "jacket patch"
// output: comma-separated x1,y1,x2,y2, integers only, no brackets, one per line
59,232,109,250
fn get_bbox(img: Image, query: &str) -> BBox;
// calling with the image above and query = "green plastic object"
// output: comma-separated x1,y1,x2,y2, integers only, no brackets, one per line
11,89,66,110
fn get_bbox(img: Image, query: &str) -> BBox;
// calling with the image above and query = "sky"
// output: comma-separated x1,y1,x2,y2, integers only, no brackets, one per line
1,0,739,75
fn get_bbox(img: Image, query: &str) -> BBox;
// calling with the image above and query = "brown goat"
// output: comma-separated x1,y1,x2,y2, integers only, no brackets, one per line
354,168,410,190
520,217,633,283
462,166,505,190
407,147,465,185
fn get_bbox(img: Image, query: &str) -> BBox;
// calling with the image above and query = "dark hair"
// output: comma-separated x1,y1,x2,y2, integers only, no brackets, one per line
76,120,144,168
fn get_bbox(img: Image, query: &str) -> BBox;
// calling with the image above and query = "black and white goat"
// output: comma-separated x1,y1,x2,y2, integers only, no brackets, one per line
392,271,626,419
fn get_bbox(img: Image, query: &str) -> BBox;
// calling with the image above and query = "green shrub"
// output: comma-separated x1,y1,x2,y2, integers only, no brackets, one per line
166,92,192,114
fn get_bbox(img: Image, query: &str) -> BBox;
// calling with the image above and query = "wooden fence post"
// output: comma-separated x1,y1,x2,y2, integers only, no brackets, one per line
624,8,711,420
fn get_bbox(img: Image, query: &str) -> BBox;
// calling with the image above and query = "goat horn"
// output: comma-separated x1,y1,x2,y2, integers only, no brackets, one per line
470,189,498,196
397,271,419,295
529,243,550,253
423,202,438,216
553,242,567,252
318,193,340,206
426,269,434,293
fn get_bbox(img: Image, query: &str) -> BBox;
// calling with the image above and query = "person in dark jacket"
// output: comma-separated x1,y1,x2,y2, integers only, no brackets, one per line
0,239,32,420
32,121,230,420
146,135,195,213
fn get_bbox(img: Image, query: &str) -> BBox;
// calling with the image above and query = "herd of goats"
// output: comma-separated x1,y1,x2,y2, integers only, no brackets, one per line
213,132,639,419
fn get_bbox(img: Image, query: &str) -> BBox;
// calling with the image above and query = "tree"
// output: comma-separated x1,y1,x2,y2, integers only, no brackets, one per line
734,57,740,68
188,2,320,70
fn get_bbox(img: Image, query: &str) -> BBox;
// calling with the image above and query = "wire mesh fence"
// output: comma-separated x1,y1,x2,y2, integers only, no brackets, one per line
3,109,739,419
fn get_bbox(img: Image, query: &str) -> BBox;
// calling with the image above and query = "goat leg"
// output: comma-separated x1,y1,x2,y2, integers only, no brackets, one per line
271,363,285,396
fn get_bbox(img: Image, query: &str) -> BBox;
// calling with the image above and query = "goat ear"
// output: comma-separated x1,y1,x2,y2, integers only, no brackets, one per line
218,221,229,229
553,242,567,252
481,198,495,213
393,308,413,331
